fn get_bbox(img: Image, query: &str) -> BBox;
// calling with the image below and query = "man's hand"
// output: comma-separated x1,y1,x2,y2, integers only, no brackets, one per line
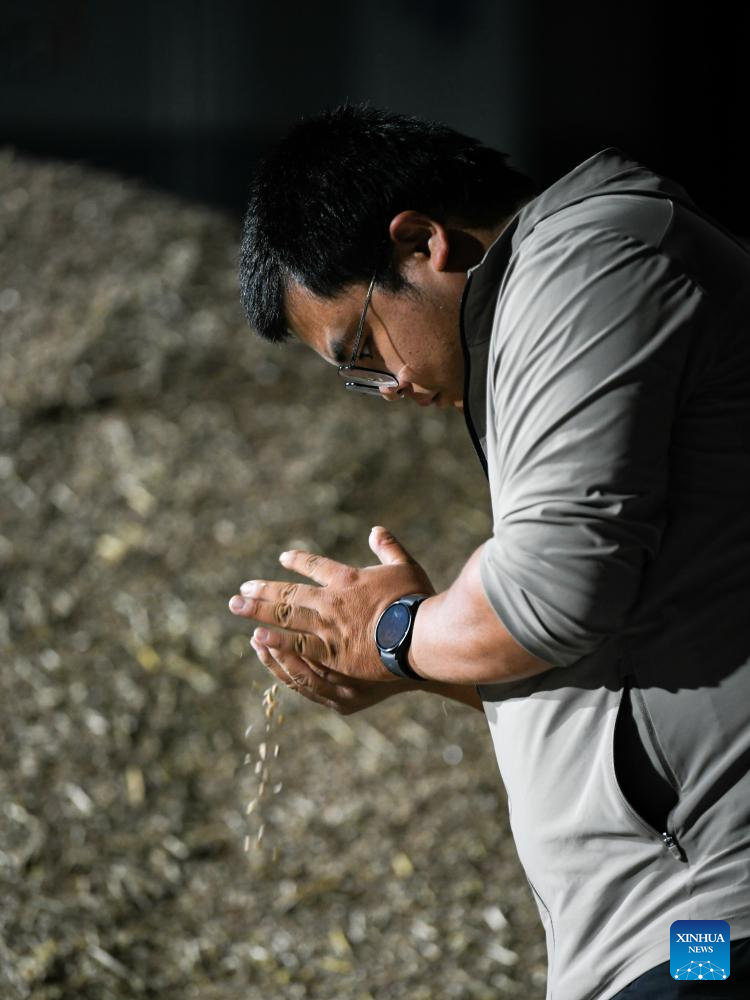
250,640,485,715
249,641,419,715
228,526,435,685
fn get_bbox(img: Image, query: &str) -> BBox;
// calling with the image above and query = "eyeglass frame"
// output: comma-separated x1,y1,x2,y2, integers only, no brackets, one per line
336,269,401,396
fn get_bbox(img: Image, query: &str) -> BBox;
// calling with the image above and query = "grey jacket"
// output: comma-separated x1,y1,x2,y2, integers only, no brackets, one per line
461,149,750,998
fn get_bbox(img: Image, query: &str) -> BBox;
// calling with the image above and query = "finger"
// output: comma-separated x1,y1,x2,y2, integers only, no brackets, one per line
368,525,418,566
238,579,319,605
251,640,343,711
277,548,347,585
228,593,322,634
378,385,405,402
254,627,330,665
301,656,357,688
251,639,294,688
270,646,348,703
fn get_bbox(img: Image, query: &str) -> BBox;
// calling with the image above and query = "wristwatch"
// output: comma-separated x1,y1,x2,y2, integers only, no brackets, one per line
375,593,430,682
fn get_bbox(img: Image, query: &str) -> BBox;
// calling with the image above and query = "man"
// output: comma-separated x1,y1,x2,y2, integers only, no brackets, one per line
228,105,750,998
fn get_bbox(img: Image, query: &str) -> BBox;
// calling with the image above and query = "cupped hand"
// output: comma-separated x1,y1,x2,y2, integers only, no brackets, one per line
228,526,436,687
250,638,418,715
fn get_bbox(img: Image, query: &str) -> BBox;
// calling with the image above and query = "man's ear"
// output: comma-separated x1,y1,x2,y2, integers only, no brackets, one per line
388,211,450,273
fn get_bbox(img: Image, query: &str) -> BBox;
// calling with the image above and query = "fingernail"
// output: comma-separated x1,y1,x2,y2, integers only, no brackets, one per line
229,595,245,612
240,580,257,596
279,551,290,563
255,628,269,642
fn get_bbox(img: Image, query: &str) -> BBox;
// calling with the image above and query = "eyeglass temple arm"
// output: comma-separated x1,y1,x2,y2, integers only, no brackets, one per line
349,271,377,364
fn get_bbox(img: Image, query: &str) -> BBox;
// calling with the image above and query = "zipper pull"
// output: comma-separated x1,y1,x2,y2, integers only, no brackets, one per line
662,831,684,862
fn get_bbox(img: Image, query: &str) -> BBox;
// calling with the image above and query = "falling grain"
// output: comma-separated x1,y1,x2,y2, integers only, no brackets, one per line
238,674,287,860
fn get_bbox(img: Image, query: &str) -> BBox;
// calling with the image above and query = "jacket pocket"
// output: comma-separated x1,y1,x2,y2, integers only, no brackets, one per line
612,675,682,846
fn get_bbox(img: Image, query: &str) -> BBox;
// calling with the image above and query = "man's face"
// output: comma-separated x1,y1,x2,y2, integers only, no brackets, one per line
285,254,469,411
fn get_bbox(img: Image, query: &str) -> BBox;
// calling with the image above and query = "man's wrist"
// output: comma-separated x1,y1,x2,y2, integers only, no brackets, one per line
407,593,439,679
375,593,432,682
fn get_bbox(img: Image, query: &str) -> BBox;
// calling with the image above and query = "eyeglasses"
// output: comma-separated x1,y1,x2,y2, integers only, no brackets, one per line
337,271,400,396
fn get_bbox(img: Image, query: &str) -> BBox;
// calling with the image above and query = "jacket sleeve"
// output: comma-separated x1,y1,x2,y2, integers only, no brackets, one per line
478,221,705,667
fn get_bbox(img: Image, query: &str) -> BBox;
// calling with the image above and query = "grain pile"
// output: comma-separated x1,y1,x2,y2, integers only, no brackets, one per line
0,148,546,999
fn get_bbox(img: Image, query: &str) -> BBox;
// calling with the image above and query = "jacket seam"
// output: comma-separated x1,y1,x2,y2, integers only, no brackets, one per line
525,873,556,984
458,274,488,479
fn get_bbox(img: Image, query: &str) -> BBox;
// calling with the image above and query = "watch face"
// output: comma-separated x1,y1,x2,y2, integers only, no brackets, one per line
376,603,411,651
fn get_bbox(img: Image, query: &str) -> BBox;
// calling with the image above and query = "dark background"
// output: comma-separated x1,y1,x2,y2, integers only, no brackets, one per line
1,0,748,232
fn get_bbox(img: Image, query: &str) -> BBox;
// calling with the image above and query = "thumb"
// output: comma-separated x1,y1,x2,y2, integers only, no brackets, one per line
368,525,416,566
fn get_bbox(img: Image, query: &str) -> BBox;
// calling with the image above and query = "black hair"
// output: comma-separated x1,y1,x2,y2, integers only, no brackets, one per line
238,103,536,343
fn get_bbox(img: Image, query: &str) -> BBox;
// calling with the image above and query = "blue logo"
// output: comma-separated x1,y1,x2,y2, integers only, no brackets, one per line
670,920,730,980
